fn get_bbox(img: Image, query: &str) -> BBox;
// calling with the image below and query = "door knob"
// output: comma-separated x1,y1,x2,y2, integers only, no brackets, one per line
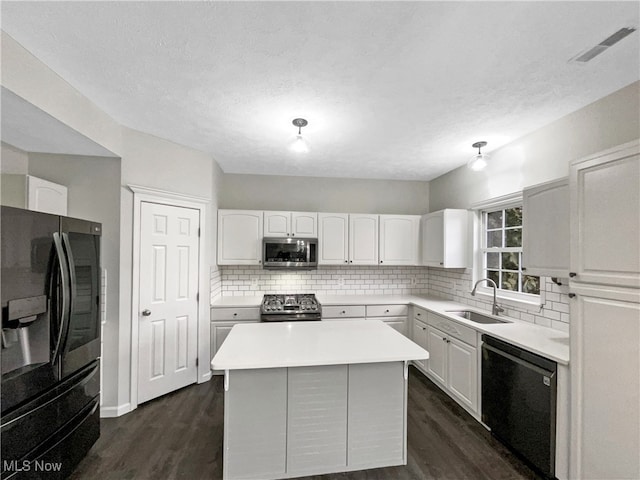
142,309,151,316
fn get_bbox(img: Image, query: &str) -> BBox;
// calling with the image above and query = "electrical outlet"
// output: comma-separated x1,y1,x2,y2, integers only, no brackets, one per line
411,276,417,286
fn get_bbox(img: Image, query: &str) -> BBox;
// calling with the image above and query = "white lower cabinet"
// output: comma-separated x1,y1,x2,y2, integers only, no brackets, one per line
210,307,260,373
415,311,478,415
411,315,429,371
366,304,408,337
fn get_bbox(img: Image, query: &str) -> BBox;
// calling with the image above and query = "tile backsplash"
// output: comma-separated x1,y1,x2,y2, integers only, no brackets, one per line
215,265,429,297
210,265,570,332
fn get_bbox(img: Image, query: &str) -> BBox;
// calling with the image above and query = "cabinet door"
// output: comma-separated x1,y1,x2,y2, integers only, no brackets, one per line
217,210,263,264
383,318,407,337
349,214,378,265
291,212,317,237
412,319,428,370
211,324,234,360
264,211,290,237
570,141,640,287
570,285,640,479
522,178,569,277
379,215,420,265
27,175,68,215
422,212,444,266
447,337,478,413
426,326,447,386
318,213,349,265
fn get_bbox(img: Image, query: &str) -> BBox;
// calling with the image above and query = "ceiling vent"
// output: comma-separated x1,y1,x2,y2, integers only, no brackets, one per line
570,27,637,63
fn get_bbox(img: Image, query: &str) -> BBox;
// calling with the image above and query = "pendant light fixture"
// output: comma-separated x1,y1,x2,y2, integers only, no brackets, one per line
467,141,489,171
290,118,309,153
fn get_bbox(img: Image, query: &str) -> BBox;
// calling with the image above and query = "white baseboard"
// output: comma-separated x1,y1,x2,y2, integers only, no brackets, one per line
100,402,132,418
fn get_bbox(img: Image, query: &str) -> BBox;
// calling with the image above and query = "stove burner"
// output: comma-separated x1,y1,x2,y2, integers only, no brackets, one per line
261,294,321,322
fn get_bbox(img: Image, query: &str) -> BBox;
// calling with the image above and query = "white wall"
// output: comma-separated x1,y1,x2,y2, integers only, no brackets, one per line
221,173,429,214
27,153,122,406
429,81,640,210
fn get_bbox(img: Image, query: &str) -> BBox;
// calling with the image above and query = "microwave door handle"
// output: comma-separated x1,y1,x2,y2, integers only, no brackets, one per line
52,233,70,362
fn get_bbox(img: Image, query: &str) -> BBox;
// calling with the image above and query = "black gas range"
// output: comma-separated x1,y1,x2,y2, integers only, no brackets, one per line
260,294,322,322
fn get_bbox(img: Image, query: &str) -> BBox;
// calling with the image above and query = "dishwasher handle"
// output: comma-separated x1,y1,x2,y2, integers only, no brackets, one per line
482,342,556,379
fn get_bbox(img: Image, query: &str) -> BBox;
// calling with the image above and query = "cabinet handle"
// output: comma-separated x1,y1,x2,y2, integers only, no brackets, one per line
341,310,346,314
233,313,238,317
258,260,262,264
385,309,390,313
344,260,348,263
439,262,443,265
522,267,527,271
416,312,421,316
568,293,576,298
349,260,353,263
286,233,289,236
569,272,577,277
291,233,295,237
380,260,384,264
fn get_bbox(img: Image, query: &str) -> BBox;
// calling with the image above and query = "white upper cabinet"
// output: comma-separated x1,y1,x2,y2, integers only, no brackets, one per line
379,215,421,265
522,178,569,277
264,211,317,238
349,214,379,265
318,213,349,265
1,174,68,215
217,210,263,265
570,140,640,288
421,209,470,268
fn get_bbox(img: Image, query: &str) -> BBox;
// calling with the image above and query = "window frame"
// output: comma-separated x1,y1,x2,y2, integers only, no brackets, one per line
472,194,543,307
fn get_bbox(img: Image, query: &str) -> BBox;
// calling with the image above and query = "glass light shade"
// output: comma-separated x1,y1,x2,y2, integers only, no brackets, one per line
290,135,309,153
467,153,488,171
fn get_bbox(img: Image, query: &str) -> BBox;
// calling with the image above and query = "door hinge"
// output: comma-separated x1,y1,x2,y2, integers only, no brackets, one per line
198,227,201,237
196,292,199,302
196,358,199,367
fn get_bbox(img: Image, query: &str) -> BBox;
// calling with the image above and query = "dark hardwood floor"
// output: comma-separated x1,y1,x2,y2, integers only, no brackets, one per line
70,367,542,480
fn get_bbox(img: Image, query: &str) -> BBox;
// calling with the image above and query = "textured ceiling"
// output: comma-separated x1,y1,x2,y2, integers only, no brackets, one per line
1,1,639,180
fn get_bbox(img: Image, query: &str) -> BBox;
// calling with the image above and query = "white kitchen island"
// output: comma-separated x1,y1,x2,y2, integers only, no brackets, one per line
211,319,429,480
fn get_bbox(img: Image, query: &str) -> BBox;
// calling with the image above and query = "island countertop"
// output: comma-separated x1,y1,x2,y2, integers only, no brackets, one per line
210,319,429,371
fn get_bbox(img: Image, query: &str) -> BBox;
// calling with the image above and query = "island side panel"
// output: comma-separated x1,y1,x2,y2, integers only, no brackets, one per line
223,368,287,480
347,361,406,469
287,365,348,474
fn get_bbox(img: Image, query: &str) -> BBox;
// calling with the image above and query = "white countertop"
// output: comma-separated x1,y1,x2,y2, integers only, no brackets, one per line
211,294,570,365
210,319,429,370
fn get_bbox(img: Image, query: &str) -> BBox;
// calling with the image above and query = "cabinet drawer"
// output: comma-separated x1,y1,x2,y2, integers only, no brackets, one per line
413,306,428,322
211,307,260,321
322,305,366,318
427,312,476,346
366,304,408,317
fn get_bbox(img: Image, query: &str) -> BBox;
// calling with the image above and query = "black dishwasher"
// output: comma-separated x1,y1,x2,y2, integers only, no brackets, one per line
481,335,557,478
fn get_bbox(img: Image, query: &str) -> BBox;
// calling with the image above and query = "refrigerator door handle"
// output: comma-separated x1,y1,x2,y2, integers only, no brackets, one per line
52,233,70,362
61,233,77,313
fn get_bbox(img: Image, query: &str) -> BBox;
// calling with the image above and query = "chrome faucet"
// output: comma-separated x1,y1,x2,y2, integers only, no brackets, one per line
471,278,505,316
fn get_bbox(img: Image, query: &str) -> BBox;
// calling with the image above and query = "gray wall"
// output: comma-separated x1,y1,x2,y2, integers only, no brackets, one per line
429,81,640,210
1,142,29,173
28,152,122,407
221,174,429,214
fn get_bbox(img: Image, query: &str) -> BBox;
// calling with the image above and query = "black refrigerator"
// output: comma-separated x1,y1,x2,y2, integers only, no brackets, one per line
1,206,102,479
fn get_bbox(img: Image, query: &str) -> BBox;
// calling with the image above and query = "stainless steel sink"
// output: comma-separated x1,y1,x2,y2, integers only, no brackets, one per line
445,310,511,324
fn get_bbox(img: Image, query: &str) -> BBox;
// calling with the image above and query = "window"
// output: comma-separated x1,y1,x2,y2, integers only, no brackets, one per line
481,206,540,296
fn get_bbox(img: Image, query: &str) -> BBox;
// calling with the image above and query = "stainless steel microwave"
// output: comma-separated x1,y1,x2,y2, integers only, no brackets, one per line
263,237,318,270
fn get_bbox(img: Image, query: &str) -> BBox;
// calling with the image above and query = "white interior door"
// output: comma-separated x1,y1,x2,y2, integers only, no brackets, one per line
138,202,200,404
